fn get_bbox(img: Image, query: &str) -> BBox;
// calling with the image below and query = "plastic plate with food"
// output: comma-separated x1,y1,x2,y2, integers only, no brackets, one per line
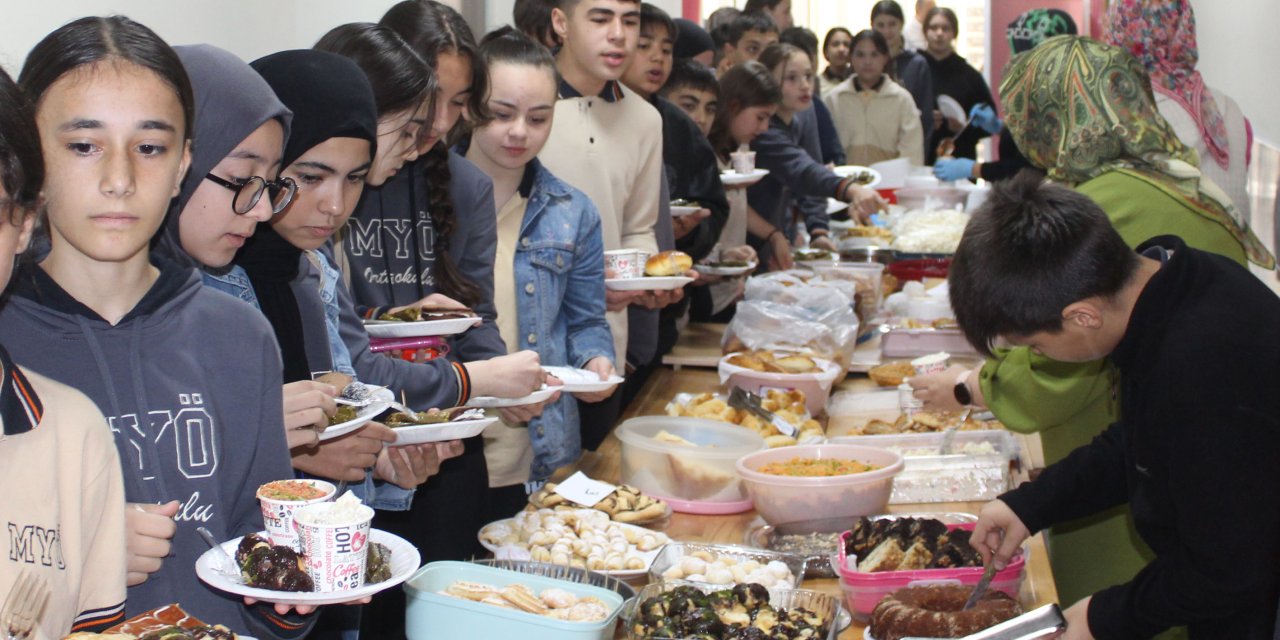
386,408,499,445
542,365,625,393
694,260,758,277
467,384,563,409
321,387,392,441
670,202,701,217
604,276,695,291
194,529,419,606
363,315,482,339
832,165,882,189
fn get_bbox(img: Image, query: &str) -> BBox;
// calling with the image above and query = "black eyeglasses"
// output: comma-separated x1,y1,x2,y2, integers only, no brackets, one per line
204,174,297,215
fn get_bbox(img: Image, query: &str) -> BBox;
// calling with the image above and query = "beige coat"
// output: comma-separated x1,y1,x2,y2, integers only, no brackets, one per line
823,75,924,167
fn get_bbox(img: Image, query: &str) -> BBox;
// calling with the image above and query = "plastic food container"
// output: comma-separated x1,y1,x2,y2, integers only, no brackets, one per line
718,353,843,416
735,444,904,525
836,522,1027,620
887,257,952,282
893,187,969,211
404,561,625,640
830,430,1016,503
615,416,764,510
623,579,840,640
648,541,807,589
881,327,978,358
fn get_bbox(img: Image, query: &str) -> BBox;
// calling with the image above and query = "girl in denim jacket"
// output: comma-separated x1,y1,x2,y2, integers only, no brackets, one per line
463,29,618,517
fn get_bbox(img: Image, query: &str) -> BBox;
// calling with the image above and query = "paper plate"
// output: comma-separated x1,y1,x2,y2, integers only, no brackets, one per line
670,205,701,217
937,94,967,126
694,261,757,277
391,416,498,445
467,384,563,409
478,518,664,579
605,276,695,291
363,316,481,338
826,198,848,215
321,388,392,441
195,529,419,606
543,366,624,393
720,168,770,187
832,165,882,189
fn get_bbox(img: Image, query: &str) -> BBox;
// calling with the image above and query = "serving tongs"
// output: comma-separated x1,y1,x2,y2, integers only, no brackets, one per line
727,386,798,437
901,603,1067,640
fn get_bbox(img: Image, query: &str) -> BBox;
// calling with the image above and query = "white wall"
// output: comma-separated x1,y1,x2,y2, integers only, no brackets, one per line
480,0,682,34
1191,0,1280,144
0,1,405,76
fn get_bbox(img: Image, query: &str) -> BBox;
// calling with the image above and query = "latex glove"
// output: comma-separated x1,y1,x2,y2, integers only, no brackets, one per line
968,103,1002,135
933,158,975,182
970,498,1031,570
126,501,179,586
573,356,619,403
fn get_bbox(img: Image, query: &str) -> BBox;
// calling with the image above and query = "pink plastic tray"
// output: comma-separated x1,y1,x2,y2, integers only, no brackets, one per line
647,492,755,515
835,523,1027,619
880,328,978,358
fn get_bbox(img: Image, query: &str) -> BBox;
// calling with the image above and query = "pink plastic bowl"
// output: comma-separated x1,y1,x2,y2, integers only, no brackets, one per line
736,444,904,525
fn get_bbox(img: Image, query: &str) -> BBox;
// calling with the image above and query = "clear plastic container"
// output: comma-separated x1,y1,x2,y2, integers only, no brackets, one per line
830,430,1016,503
615,416,764,505
881,327,979,358
648,541,807,589
718,353,843,415
735,444,904,525
403,561,625,640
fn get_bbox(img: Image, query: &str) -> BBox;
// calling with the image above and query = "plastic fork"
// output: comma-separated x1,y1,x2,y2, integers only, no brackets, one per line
2,568,49,640
333,382,416,416
196,526,244,584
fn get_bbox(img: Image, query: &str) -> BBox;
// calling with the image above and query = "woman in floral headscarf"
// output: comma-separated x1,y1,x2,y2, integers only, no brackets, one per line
1106,0,1254,221
908,36,1273,622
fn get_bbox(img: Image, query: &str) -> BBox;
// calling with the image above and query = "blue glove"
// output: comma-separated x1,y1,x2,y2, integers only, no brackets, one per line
934,158,975,182
968,103,1002,135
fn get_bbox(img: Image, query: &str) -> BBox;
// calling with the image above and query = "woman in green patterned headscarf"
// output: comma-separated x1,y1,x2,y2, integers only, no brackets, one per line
1000,35,1272,267
911,38,1271,633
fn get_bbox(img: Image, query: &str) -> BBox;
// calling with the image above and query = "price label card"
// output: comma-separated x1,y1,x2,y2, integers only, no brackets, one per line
553,471,617,507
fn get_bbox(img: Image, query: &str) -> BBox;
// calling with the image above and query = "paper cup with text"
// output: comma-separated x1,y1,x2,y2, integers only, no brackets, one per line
256,479,336,550
730,150,756,174
292,499,375,591
911,352,951,376
604,249,647,279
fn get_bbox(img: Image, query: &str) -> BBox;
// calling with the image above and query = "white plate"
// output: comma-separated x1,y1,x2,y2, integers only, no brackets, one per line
195,529,419,606
478,518,664,579
694,261,758,277
826,198,848,215
321,388,392,441
937,94,967,126
832,165,882,189
720,168,770,186
543,366,624,393
391,416,498,445
605,276,695,291
363,315,481,338
670,205,700,217
467,384,563,409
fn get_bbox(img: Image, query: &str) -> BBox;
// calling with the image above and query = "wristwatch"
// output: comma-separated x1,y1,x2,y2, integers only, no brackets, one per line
953,369,973,406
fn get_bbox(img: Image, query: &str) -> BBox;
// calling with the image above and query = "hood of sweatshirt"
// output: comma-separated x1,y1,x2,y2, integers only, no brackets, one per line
0,259,294,635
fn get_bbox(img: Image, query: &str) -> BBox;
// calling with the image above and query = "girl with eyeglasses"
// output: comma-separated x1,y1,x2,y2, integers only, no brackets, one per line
0,17,301,637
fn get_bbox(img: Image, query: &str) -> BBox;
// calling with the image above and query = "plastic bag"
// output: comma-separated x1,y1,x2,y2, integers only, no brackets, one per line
722,298,859,377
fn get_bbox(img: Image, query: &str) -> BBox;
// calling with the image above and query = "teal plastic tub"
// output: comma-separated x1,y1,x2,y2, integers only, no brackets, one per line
404,561,625,640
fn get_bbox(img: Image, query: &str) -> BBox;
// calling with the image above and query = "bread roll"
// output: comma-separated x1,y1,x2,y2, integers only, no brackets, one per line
644,250,693,276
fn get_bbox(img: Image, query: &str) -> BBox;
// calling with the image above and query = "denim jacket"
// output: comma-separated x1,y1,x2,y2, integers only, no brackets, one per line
200,263,409,511
514,160,615,479
305,250,355,376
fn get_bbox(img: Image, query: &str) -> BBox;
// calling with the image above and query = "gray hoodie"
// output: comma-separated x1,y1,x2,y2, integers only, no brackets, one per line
0,261,297,638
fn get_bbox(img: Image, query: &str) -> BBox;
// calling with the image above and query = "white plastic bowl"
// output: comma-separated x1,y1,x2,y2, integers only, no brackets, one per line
736,444,904,525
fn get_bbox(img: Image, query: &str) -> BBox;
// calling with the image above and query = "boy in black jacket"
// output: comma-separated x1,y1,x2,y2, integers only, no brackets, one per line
950,173,1280,640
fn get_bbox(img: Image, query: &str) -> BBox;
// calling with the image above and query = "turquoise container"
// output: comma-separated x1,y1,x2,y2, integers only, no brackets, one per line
404,561,625,640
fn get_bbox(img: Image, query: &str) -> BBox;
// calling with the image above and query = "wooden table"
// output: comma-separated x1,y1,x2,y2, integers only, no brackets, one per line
580,364,1059,639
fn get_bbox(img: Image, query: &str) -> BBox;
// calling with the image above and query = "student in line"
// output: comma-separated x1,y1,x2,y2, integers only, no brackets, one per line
463,27,616,519
822,29,923,166
956,173,1279,639
660,59,719,136
748,43,884,271
673,17,715,68
820,27,853,86
715,11,779,76
0,63,127,639
742,0,793,30
4,16,300,637
921,7,992,164
691,60,779,322
779,26,845,167
869,0,934,156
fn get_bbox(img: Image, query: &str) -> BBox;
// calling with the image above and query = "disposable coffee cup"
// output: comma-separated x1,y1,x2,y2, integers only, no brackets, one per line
604,249,646,279
293,496,375,591
730,150,756,174
910,352,951,376
257,479,336,550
